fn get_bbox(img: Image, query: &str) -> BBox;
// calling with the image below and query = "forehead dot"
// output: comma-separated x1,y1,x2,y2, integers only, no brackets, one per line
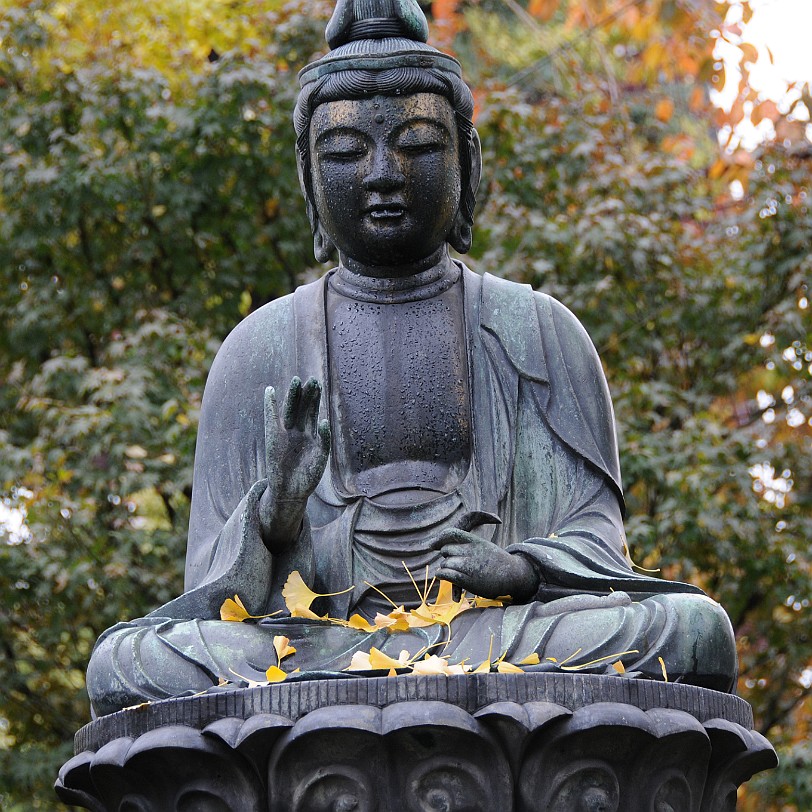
375,113,385,124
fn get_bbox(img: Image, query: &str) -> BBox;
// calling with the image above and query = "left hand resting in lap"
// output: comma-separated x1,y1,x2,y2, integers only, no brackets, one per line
430,512,539,601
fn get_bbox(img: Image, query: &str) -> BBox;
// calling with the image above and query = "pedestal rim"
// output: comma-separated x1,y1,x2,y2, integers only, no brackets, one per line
75,671,753,755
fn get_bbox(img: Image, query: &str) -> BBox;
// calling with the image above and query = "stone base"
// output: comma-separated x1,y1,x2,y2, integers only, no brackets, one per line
56,673,776,811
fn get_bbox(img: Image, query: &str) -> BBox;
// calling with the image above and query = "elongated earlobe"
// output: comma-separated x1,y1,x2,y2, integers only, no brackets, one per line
448,128,481,254
448,216,473,254
314,221,337,263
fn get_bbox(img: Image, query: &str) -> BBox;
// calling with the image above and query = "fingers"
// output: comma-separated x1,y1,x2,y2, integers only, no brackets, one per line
455,510,502,533
429,528,473,551
299,377,321,434
282,377,302,430
278,376,325,434
439,556,472,575
435,567,466,585
435,542,475,558
317,418,331,454
264,386,278,466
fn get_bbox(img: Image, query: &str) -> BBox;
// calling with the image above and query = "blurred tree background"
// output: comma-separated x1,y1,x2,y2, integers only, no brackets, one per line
0,0,808,807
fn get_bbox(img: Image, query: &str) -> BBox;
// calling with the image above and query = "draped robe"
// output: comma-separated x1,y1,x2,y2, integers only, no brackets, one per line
86,266,736,717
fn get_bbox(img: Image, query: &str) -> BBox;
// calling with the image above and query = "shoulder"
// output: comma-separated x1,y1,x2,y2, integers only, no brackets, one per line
204,275,326,395
218,292,296,358
536,291,602,363
477,270,602,382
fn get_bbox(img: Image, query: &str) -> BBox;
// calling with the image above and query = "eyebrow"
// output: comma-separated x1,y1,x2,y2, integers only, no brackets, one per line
394,117,452,138
314,126,366,146
314,116,453,146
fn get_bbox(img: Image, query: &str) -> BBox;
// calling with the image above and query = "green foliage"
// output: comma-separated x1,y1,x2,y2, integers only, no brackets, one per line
0,1,331,806
0,0,809,808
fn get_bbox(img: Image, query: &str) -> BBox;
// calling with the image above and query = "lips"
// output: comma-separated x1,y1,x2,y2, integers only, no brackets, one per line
365,202,406,220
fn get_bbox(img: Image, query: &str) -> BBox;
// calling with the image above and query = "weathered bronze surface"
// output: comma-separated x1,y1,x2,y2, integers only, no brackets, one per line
58,2,779,809
83,0,742,720
58,674,777,812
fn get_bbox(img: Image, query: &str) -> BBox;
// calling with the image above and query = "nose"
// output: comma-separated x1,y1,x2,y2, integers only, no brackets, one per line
362,144,405,192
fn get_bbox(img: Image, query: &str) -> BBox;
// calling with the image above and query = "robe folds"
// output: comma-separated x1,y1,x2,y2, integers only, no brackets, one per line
86,266,737,717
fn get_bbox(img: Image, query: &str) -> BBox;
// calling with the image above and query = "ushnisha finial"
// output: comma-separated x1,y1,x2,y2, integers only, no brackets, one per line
326,0,429,48
299,0,462,89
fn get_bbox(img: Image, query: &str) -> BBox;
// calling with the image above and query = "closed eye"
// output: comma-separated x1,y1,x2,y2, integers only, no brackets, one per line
316,130,368,161
321,148,366,161
395,120,450,154
398,140,446,155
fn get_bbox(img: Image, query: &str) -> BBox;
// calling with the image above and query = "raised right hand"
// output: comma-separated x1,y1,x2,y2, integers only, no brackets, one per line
259,376,330,551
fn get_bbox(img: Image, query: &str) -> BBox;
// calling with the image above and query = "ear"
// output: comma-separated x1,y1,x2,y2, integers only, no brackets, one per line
297,146,337,263
467,128,483,200
314,220,337,263
448,216,473,254
448,128,482,254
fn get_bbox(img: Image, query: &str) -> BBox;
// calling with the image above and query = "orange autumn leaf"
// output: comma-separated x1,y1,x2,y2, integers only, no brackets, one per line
655,98,674,123
528,0,559,22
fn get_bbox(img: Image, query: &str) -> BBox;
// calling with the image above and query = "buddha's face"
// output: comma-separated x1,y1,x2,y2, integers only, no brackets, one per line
309,93,462,273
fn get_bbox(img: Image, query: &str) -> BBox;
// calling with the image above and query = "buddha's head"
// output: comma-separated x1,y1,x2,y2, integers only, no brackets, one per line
295,0,482,270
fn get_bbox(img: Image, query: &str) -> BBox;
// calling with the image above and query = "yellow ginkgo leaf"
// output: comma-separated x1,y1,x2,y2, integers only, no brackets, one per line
265,665,288,683
347,613,377,632
412,655,454,675
472,596,505,608
220,594,250,622
612,660,626,675
368,647,410,670
347,650,373,671
290,605,322,620
496,661,524,673
407,606,436,628
273,635,296,663
434,579,455,605
432,598,471,626
220,594,281,622
282,570,354,616
473,635,495,673
123,701,152,711
520,653,540,665
229,668,267,689
659,657,669,682
560,650,639,672
377,607,411,632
